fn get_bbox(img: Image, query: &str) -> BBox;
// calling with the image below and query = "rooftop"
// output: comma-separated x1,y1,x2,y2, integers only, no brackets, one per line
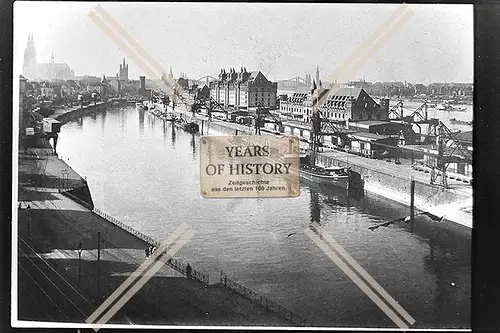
326,87,362,99
348,120,392,127
351,132,392,141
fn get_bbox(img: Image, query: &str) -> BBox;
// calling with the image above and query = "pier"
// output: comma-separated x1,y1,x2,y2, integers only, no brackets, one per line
166,104,472,228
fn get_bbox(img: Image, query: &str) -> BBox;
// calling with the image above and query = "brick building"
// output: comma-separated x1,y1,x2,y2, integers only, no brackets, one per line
279,82,389,123
209,67,277,111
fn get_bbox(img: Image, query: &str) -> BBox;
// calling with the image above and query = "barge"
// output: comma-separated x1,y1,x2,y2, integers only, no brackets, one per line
300,163,351,189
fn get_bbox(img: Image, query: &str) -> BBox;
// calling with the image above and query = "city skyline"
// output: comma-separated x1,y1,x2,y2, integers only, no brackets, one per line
15,2,473,84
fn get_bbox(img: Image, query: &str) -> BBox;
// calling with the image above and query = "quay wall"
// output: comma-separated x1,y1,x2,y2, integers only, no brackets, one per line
170,108,463,208
172,110,254,136
54,101,114,124
62,184,95,210
315,154,462,208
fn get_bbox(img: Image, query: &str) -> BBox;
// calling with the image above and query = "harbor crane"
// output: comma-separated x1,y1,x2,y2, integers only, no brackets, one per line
388,100,472,187
254,104,284,135
308,106,354,167
190,95,229,120
308,99,472,188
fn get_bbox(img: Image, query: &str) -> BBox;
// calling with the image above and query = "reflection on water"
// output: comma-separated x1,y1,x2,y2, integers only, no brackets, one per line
190,133,196,159
139,108,145,136
57,106,471,328
171,122,176,148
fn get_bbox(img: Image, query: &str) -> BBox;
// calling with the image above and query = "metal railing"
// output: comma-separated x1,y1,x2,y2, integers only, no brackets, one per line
220,272,309,326
58,182,86,194
91,207,209,285
60,190,93,209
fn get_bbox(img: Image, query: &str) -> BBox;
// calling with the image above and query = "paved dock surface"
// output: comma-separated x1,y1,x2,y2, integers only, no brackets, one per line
320,149,471,195
170,106,472,227
16,137,293,326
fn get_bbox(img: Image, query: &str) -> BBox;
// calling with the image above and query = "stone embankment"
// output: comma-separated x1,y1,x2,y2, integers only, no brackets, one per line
16,104,300,326
167,105,472,228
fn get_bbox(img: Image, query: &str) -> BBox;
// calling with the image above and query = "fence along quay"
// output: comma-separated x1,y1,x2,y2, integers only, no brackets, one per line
59,186,308,325
219,271,310,326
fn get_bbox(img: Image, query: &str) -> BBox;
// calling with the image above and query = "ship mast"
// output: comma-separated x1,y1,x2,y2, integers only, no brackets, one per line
309,96,321,166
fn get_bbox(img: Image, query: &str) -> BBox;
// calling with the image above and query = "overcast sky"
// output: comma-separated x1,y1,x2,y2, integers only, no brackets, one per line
14,2,473,84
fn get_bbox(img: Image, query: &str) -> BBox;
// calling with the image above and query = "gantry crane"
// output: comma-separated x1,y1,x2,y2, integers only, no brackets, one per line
388,100,472,187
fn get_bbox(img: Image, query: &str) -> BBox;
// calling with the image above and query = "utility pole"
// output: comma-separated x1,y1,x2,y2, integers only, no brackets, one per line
208,99,212,121
27,204,31,238
255,105,261,135
97,231,101,298
77,241,83,287
410,179,415,232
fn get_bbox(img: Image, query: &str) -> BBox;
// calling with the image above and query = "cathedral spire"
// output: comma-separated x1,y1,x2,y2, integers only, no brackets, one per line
316,65,320,87
51,50,54,63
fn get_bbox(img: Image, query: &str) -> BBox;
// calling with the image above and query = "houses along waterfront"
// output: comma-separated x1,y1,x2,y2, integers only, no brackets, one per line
15,3,473,329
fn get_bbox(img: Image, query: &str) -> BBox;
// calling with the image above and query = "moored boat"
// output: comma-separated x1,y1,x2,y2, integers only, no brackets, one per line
174,118,199,133
136,102,146,111
163,113,176,122
183,122,199,133
449,117,472,125
300,162,351,189
435,102,467,112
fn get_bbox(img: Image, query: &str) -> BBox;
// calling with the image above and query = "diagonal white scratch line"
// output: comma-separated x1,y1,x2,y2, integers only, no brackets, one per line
304,228,409,328
305,223,415,328
319,6,414,107
90,5,189,99
330,4,409,82
91,229,195,331
88,4,417,329
88,11,165,83
312,223,415,326
88,10,174,95
337,10,415,84
86,223,190,325
95,5,168,81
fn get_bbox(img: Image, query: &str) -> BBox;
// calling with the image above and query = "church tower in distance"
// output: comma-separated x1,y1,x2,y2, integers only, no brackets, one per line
119,58,128,81
23,33,37,79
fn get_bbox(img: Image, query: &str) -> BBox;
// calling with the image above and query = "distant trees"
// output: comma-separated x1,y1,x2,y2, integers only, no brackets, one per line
364,82,473,98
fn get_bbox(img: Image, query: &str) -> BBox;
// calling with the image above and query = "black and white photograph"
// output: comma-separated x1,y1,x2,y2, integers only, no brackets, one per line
12,2,473,330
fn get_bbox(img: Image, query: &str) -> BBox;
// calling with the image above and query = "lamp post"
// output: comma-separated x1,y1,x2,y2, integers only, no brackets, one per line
26,204,31,238
77,241,83,287
97,232,101,299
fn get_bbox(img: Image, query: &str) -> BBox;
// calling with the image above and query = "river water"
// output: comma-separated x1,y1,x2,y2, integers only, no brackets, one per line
57,106,471,328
